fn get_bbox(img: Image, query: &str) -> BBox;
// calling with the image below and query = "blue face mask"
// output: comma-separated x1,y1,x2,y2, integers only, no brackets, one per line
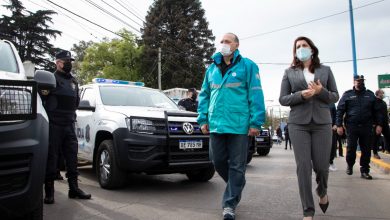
296,47,312,61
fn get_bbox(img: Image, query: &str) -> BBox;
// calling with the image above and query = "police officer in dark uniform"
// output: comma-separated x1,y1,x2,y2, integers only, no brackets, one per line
336,75,382,180
178,88,198,112
41,50,91,204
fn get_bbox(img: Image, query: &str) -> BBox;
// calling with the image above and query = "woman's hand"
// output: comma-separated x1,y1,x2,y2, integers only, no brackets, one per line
301,89,315,99
308,80,323,95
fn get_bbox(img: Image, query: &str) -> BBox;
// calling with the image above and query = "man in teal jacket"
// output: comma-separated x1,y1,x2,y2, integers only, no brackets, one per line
197,33,265,220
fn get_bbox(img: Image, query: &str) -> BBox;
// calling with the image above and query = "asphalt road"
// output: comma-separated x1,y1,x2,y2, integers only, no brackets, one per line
44,143,390,220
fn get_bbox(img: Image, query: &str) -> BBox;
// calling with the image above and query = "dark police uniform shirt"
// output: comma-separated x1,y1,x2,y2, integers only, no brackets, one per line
336,87,382,127
178,98,198,112
43,71,80,125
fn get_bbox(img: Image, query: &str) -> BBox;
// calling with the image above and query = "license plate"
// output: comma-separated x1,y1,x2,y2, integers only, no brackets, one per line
179,140,203,149
256,137,264,141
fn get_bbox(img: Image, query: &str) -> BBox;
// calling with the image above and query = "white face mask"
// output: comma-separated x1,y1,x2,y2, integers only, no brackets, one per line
219,43,232,56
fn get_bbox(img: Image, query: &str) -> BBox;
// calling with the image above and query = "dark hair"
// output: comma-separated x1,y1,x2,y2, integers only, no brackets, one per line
375,89,384,96
291,36,320,73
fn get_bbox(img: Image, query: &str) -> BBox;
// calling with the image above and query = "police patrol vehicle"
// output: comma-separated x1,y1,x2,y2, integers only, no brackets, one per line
76,78,214,189
0,39,55,219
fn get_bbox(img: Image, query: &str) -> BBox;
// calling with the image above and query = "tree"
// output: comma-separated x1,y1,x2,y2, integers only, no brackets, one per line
71,40,94,84
79,30,143,84
0,0,61,70
141,0,215,89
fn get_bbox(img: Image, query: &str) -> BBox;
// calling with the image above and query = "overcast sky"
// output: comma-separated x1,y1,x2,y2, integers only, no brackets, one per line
2,0,390,107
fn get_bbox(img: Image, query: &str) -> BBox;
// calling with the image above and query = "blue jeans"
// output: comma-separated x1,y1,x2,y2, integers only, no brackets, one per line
210,133,248,209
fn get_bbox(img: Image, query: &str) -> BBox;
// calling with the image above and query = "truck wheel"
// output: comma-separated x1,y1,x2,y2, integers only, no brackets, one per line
96,140,126,189
186,165,215,182
256,148,270,156
247,152,253,164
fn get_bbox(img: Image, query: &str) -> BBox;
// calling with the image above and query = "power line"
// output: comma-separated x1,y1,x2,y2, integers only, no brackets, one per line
46,0,123,38
255,54,390,65
242,0,387,40
112,0,145,23
28,0,102,40
116,0,144,19
81,0,141,34
100,0,143,27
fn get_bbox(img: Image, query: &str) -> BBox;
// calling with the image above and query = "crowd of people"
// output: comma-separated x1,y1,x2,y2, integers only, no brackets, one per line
43,33,389,220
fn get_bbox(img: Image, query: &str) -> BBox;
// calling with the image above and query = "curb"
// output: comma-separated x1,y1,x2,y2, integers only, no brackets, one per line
352,148,390,174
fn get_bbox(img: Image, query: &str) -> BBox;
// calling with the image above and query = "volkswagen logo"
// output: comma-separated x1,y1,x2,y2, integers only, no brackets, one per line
182,122,194,135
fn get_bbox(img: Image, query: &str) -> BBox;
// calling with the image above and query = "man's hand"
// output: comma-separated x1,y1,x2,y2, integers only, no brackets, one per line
308,80,323,95
332,125,337,131
201,124,209,134
337,127,344,136
248,128,260,137
376,125,382,135
301,89,315,99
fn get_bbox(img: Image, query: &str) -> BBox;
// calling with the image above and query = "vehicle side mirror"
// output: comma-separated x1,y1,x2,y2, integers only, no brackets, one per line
78,100,96,112
34,70,56,90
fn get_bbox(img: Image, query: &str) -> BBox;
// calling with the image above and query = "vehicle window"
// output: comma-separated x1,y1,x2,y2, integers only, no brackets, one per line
99,86,178,109
0,41,19,73
81,88,96,106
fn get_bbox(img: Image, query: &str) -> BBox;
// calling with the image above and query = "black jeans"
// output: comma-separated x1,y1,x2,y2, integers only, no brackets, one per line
337,135,344,156
346,125,373,173
285,134,291,149
330,131,337,164
46,123,79,181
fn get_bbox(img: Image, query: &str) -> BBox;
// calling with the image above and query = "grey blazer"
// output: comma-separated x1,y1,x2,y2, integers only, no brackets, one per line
279,65,339,124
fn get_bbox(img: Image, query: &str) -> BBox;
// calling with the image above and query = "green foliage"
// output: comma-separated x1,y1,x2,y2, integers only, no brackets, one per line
71,40,94,84
0,0,61,70
141,0,215,89
79,30,143,85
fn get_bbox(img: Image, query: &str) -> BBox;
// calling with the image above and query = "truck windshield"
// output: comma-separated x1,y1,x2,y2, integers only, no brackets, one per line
99,86,179,109
0,41,19,73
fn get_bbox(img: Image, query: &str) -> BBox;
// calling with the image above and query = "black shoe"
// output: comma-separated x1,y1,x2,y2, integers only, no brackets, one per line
69,188,92,199
223,207,235,220
44,181,55,204
55,172,64,181
339,155,344,157
319,195,329,213
68,178,92,199
361,173,373,180
346,166,353,175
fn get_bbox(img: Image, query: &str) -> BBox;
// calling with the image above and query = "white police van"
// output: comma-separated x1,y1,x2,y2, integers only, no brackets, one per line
76,78,214,189
0,39,55,219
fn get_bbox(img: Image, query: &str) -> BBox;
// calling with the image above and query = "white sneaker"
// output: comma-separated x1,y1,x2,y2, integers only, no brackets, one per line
223,207,235,220
329,163,337,171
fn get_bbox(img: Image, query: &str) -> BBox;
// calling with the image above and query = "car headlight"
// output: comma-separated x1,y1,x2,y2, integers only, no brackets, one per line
0,80,37,121
126,117,166,134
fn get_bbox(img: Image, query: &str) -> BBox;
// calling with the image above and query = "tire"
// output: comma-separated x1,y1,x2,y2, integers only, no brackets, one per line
256,148,270,156
96,140,126,189
186,165,215,182
246,152,253,164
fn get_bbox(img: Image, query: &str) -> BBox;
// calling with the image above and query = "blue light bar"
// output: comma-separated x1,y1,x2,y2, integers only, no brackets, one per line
92,78,144,86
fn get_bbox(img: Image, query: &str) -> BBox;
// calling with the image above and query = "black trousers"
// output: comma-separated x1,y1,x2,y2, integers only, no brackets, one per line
46,123,79,181
346,125,373,173
285,134,291,149
330,131,337,164
381,123,390,152
337,135,344,156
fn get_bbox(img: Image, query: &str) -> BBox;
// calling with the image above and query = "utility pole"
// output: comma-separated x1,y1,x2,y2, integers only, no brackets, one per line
349,0,358,77
158,47,162,90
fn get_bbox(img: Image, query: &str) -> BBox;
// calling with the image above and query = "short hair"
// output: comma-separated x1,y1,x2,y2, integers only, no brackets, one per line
226,32,239,43
375,89,384,96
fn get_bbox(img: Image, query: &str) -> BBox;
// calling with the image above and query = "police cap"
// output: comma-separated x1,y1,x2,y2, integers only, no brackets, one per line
55,50,75,61
353,75,365,81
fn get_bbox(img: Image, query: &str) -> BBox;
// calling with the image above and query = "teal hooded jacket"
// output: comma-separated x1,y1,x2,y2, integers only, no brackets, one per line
197,50,266,134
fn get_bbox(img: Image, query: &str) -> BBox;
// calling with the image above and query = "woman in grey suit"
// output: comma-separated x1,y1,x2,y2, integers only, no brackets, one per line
279,36,339,220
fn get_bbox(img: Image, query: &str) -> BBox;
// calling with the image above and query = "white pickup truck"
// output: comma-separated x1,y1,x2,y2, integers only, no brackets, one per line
0,39,55,220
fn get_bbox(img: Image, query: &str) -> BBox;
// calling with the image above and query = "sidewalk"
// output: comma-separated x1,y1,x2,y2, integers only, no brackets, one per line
355,148,390,174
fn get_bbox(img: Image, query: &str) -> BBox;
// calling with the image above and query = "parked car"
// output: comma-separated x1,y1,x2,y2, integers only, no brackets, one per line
75,78,214,189
0,39,55,219
247,127,273,163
